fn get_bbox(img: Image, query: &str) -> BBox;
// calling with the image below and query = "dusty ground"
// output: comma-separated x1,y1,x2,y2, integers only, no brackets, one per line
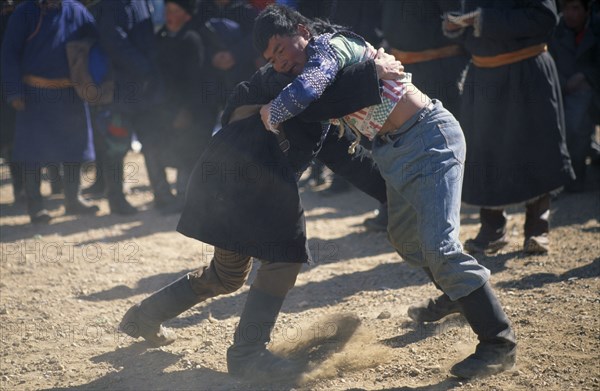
0,152,598,391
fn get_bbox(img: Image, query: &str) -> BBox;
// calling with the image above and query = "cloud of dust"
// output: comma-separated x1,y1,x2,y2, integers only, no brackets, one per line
270,313,394,385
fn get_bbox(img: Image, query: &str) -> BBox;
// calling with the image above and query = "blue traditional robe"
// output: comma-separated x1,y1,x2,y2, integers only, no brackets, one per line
1,0,96,164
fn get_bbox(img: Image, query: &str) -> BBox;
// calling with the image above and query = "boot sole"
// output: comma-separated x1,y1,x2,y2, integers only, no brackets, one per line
523,238,549,255
464,239,509,255
450,354,516,379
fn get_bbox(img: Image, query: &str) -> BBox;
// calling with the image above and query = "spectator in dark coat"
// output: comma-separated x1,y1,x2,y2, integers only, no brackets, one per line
550,0,600,192
91,0,180,213
191,0,261,113
382,0,468,117
297,0,382,46
443,0,575,255
153,0,213,204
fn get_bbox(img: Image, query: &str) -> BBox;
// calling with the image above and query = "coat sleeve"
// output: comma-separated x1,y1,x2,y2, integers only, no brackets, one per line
268,36,341,127
1,7,28,102
298,59,382,122
476,0,558,40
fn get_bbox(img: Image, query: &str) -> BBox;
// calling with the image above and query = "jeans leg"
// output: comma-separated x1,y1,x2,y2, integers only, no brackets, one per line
374,105,489,300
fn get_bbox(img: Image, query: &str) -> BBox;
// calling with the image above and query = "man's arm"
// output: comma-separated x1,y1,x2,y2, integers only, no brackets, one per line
299,59,381,122
222,60,381,125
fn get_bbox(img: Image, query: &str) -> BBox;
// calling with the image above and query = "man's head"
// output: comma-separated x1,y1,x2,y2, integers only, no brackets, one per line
165,0,194,33
253,5,314,75
561,0,590,32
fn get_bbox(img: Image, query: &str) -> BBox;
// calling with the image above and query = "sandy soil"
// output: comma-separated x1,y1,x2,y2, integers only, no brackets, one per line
0,152,598,391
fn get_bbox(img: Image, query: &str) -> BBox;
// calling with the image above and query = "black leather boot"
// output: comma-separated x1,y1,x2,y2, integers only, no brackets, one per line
227,288,299,381
464,209,509,254
25,166,51,224
63,163,99,215
450,282,516,379
523,194,550,254
408,293,461,323
106,158,137,215
119,274,201,347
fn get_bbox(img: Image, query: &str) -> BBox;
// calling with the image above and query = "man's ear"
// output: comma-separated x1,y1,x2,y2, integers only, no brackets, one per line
297,24,310,39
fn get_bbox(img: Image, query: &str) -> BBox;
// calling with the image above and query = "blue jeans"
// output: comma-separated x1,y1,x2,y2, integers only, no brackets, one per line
372,100,489,300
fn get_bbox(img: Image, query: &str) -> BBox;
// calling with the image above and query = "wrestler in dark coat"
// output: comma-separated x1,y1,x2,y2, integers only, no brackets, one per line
177,60,385,262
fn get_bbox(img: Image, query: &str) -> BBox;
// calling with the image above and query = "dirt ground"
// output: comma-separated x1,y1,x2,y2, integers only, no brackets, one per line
0,152,598,391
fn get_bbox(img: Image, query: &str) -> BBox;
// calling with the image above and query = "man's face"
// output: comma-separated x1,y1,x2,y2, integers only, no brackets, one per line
563,1,588,32
165,3,191,33
263,33,309,76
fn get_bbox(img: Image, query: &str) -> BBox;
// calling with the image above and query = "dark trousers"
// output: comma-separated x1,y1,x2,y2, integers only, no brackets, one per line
188,247,302,299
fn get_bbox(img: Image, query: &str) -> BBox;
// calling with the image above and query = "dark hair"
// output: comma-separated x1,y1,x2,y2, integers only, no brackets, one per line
253,4,342,54
560,0,591,10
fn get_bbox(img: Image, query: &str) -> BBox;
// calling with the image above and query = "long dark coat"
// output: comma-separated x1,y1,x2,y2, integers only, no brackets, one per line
382,0,468,117
453,0,574,206
155,23,213,168
177,61,383,263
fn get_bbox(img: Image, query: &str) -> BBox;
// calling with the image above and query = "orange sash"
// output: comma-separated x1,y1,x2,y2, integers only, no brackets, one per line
391,45,465,65
471,43,547,68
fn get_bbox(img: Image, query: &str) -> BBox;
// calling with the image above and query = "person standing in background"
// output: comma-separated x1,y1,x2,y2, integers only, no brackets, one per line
550,0,600,192
154,0,213,206
0,0,25,205
191,0,260,123
443,0,574,255
1,0,100,224
91,0,179,213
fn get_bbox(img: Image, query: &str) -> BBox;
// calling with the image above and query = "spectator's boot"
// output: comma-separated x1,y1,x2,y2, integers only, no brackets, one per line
106,159,137,215
119,274,201,347
63,164,99,215
408,293,462,323
25,167,51,224
464,208,508,254
9,160,26,204
46,164,63,195
523,194,550,255
450,282,516,379
227,288,300,381
81,176,105,196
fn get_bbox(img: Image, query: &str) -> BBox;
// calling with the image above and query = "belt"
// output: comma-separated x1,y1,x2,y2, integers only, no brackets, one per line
23,75,73,89
471,43,547,68
379,100,435,143
391,45,465,65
